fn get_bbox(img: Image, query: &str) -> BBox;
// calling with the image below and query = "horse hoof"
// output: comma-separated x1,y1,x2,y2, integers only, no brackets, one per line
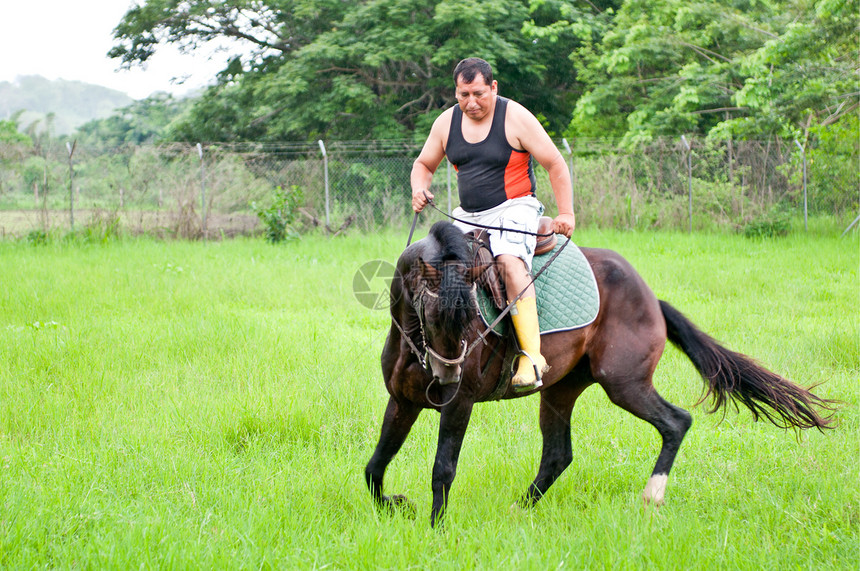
642,474,668,507
642,495,665,508
386,494,417,519
509,502,524,514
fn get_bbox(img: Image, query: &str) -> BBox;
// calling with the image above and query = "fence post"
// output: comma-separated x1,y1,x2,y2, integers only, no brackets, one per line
562,138,574,214
794,139,808,231
681,135,692,233
66,140,76,231
318,140,330,228
197,143,207,236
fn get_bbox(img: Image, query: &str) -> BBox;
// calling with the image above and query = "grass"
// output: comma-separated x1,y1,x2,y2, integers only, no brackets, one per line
0,226,857,569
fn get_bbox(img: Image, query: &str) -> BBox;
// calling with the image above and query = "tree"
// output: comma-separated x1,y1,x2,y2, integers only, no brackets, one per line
0,118,33,198
75,93,190,149
110,0,595,141
569,0,779,142
726,0,859,140
0,119,30,145
109,0,346,70
569,0,859,143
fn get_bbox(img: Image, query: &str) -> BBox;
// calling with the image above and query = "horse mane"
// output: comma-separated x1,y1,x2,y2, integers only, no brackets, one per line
429,221,471,266
427,221,477,333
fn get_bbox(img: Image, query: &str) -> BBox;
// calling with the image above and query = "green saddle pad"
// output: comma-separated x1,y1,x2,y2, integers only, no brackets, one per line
477,237,600,335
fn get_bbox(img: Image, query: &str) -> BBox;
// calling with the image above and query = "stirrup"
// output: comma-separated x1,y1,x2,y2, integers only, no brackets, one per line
511,350,546,391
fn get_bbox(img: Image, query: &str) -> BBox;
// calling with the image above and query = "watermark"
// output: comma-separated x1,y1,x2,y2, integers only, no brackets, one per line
353,260,398,310
353,259,484,311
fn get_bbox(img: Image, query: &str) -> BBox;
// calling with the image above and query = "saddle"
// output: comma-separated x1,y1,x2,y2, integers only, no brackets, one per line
465,219,599,400
464,217,555,399
467,216,557,311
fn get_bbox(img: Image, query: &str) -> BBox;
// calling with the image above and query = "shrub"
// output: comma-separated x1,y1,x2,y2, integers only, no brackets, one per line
253,185,304,243
743,203,791,238
81,210,123,243
25,229,48,245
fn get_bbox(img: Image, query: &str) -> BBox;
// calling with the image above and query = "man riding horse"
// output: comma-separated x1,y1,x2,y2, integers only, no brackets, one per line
367,59,835,528
410,57,575,391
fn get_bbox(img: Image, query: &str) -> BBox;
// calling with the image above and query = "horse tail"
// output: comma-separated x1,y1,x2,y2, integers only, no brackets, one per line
659,300,837,431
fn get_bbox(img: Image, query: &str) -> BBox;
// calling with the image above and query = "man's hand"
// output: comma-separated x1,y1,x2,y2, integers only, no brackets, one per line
552,212,575,238
412,188,434,213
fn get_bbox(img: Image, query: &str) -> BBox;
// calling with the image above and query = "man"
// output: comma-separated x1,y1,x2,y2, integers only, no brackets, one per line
411,57,575,391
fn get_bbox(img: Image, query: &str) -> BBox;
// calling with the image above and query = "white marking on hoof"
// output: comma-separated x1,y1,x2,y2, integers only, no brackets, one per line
642,474,668,506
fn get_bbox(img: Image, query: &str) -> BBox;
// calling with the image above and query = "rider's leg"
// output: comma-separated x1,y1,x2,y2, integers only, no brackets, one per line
497,254,548,390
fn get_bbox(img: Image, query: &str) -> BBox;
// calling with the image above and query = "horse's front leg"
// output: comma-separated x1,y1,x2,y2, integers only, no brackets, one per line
365,396,421,516
430,397,475,527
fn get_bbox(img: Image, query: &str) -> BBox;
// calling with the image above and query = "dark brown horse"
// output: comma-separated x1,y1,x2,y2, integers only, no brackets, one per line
365,221,835,527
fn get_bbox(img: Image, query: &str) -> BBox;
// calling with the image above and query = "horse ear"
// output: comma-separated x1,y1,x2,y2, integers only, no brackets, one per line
466,263,491,284
419,258,441,287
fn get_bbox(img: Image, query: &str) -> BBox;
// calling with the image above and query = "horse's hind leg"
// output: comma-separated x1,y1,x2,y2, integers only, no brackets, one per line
365,396,421,515
521,378,590,507
599,372,692,505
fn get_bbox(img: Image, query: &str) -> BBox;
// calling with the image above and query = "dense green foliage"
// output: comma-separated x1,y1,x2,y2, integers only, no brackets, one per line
106,0,857,144
0,231,856,567
0,1,855,234
570,0,859,143
100,0,860,217
0,120,30,145
74,94,191,150
109,0,609,140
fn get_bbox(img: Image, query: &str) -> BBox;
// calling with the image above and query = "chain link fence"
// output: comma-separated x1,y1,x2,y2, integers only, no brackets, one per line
0,136,855,239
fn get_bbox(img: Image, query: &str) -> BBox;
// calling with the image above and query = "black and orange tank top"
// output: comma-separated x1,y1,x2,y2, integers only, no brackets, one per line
445,96,537,212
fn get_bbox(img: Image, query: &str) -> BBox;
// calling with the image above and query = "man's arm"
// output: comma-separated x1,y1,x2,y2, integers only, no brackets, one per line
410,110,451,213
507,102,575,237
542,153,576,236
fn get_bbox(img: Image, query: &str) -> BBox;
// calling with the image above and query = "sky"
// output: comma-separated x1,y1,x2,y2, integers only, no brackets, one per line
0,1,241,99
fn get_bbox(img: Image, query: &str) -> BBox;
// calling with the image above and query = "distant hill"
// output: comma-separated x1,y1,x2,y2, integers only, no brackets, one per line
0,75,133,135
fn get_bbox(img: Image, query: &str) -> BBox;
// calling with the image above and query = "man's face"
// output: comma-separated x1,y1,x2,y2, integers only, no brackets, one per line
455,74,498,121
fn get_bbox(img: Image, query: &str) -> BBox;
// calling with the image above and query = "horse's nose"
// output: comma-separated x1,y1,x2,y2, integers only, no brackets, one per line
435,366,462,386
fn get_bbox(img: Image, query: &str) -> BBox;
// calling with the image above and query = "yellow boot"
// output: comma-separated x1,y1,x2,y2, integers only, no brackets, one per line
510,296,549,390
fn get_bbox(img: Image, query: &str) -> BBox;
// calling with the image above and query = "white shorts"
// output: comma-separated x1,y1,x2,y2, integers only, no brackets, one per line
452,196,544,271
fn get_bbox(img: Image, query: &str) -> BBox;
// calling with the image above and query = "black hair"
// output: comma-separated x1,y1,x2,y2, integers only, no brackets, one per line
453,58,493,86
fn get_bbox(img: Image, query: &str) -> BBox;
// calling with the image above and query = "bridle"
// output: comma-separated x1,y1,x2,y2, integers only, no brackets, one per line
392,279,473,369
390,277,476,407
413,284,469,365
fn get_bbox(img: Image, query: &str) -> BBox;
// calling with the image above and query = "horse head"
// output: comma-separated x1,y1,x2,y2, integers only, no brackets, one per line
412,257,489,385
404,222,489,386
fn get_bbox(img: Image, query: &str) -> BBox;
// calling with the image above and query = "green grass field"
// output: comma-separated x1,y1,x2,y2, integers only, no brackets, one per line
0,226,857,569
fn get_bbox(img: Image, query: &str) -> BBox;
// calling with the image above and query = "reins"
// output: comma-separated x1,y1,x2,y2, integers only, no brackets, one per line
407,192,555,247
398,192,572,407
